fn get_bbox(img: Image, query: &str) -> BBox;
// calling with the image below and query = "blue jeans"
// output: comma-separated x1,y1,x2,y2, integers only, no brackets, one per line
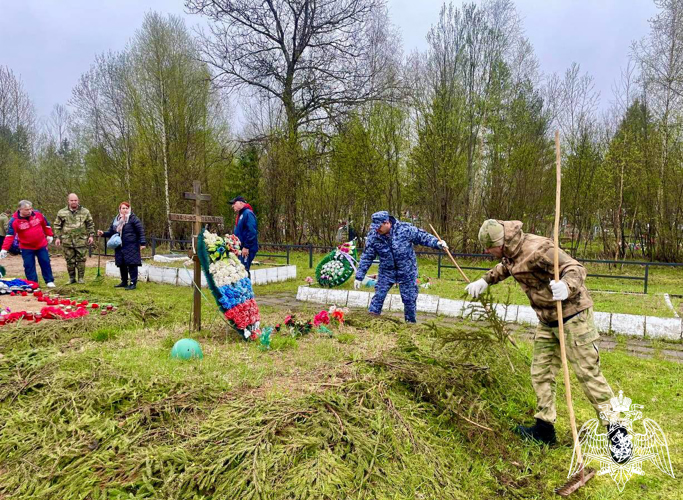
239,249,257,273
21,246,54,284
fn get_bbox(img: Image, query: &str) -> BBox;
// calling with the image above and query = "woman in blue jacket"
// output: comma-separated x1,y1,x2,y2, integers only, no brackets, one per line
354,211,448,322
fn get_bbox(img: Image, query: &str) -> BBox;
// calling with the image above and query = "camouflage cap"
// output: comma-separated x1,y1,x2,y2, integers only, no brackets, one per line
371,211,390,224
478,219,504,249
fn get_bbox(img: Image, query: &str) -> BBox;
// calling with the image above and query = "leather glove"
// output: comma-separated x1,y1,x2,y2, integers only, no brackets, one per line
46,236,54,244
437,240,448,250
353,279,362,290
0,250,7,259
465,278,488,298
550,280,569,301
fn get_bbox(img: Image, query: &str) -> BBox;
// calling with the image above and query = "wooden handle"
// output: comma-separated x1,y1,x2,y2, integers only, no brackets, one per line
429,224,470,283
429,223,517,348
555,130,583,467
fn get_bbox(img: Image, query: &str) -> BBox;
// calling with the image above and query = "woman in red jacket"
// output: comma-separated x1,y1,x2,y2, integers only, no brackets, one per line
0,200,55,288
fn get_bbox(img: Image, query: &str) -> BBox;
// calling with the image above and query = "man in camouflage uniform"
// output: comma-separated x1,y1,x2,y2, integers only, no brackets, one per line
354,211,448,322
465,219,613,445
53,194,95,284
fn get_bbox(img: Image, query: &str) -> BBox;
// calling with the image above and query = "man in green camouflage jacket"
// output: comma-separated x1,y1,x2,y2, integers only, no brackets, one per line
53,194,95,284
465,219,614,445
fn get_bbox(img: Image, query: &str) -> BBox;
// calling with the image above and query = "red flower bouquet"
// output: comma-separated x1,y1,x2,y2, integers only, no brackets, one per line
313,310,330,326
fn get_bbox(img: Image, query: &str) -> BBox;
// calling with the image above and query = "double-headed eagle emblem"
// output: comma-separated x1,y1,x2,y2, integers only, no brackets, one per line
569,391,674,491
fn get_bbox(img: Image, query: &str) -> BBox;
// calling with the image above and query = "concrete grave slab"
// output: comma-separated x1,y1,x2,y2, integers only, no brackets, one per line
105,261,118,278
416,294,440,314
327,289,349,306
296,286,311,302
594,311,611,333
516,306,539,326
137,265,150,283
347,291,370,309
610,313,645,337
437,298,463,317
307,288,329,304
266,268,279,282
645,316,682,340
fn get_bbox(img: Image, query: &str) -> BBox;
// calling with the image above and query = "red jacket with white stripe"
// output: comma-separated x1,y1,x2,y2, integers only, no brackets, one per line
1,210,54,251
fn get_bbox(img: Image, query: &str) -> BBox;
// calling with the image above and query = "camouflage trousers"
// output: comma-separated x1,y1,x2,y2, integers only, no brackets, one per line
63,246,88,279
531,307,613,425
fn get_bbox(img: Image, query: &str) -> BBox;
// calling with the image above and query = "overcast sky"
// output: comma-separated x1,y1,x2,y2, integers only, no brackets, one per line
0,0,660,123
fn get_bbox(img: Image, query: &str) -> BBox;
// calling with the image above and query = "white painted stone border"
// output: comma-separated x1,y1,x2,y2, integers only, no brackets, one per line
296,285,683,341
105,261,296,287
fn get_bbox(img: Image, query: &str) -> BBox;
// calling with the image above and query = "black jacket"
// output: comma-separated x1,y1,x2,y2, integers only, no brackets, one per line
104,213,146,266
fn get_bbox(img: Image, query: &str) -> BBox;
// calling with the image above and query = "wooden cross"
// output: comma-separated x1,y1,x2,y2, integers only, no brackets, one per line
169,180,224,331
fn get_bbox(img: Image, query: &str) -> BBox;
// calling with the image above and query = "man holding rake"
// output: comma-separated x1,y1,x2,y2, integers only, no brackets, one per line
466,219,614,445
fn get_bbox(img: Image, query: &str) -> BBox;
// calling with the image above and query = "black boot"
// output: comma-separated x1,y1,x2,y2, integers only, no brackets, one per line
515,418,557,445
125,282,136,290
114,282,128,288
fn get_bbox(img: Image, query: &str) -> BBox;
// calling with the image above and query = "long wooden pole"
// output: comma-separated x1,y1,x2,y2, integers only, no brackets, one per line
429,224,470,283
554,130,583,469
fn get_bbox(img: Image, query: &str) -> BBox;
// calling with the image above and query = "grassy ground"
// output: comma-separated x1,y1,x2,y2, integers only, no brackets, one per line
0,275,681,499
256,250,683,317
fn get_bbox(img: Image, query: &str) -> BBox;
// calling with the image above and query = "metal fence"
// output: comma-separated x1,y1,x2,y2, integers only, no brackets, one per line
436,253,683,294
142,237,683,294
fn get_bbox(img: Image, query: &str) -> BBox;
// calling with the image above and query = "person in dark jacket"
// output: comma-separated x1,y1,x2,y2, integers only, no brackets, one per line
230,196,258,272
0,200,56,288
354,211,448,322
97,201,146,290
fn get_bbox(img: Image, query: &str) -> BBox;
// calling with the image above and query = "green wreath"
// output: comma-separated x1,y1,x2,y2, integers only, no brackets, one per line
315,241,358,288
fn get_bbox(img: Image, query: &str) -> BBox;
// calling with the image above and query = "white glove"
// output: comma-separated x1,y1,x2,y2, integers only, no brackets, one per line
465,278,488,298
550,280,569,301
354,279,362,290
0,250,7,259
46,236,54,244
437,240,448,250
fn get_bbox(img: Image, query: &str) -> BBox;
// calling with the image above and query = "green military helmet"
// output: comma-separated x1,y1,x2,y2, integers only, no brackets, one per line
478,219,505,249
170,338,204,360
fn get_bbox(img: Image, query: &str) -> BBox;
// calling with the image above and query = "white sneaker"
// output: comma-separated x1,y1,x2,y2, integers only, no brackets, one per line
46,282,56,288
